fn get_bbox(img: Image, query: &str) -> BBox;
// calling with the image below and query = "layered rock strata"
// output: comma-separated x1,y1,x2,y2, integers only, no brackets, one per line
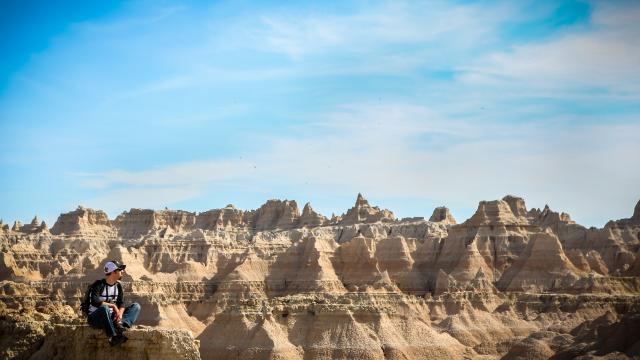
1,195,639,359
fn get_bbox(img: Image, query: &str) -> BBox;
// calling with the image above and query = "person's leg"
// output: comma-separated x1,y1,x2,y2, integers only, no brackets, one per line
87,304,117,338
121,303,141,327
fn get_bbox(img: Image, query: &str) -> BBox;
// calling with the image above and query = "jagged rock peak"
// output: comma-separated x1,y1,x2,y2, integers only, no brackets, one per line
17,216,50,234
356,193,368,206
299,202,328,227
301,202,313,214
464,200,526,226
604,199,640,229
502,195,528,218
51,206,113,236
339,194,395,225
429,206,456,225
11,221,22,231
535,204,574,227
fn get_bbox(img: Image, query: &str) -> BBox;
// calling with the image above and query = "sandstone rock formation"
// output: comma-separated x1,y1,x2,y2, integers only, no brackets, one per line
338,193,395,225
298,203,328,228
50,206,114,236
429,206,456,224
502,195,528,219
30,325,201,360
1,194,639,359
497,229,584,292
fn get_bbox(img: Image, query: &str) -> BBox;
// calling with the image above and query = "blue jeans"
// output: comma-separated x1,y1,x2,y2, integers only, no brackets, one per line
87,303,141,337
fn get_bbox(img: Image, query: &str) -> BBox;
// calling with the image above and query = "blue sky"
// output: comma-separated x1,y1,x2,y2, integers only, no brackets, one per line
1,0,639,227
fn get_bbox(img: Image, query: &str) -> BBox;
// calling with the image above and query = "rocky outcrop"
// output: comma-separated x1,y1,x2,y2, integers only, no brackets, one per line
429,206,456,224
626,250,640,276
50,206,114,236
506,311,640,360
497,230,584,291
1,195,640,359
267,236,345,295
30,325,201,360
195,205,246,230
19,217,49,234
338,194,395,225
113,209,197,239
250,199,300,230
533,204,575,229
465,200,527,226
607,199,640,229
502,195,529,219
0,220,9,233
11,221,22,232
298,203,328,227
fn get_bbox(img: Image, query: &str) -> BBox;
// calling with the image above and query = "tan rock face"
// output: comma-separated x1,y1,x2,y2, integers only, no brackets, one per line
497,230,584,292
195,205,246,230
464,200,527,226
50,206,114,236
298,202,328,227
339,193,395,225
1,195,639,359
113,209,197,239
251,199,300,230
31,325,200,360
502,195,528,219
429,206,457,224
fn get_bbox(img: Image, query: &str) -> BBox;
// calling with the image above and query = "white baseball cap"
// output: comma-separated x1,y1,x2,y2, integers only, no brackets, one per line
104,260,126,274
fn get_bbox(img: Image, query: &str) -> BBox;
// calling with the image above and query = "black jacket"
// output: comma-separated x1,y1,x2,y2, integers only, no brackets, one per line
88,279,124,309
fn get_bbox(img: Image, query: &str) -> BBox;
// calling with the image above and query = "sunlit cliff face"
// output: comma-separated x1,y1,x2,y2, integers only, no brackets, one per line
1,195,639,359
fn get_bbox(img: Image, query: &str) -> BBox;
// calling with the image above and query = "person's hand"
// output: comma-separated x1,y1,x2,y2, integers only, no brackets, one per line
107,303,119,314
114,308,124,322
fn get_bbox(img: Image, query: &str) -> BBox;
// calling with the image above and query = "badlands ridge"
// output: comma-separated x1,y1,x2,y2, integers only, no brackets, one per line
1,194,639,359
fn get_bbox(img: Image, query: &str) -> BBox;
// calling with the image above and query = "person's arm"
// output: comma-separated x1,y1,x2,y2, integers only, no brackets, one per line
115,282,125,321
89,281,104,307
116,282,124,309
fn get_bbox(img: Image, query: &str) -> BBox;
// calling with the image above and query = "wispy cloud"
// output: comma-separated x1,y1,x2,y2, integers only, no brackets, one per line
256,1,509,66
460,2,640,93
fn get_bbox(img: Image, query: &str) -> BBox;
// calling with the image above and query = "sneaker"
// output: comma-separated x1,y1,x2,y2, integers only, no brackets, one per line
114,322,127,334
109,335,128,347
121,321,132,329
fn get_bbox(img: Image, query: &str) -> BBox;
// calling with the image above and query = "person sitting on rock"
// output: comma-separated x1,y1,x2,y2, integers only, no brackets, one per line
86,260,141,346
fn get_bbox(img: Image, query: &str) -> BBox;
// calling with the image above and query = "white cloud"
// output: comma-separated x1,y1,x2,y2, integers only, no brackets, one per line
460,2,640,93
256,1,509,63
